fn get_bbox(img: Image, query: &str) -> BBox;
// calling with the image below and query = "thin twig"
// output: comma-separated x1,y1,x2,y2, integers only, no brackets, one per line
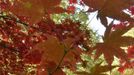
50,42,74,75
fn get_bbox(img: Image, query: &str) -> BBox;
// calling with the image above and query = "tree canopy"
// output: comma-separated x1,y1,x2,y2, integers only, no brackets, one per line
0,0,134,75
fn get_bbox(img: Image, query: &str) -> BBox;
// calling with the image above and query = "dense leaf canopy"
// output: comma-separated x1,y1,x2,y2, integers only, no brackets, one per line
0,0,134,75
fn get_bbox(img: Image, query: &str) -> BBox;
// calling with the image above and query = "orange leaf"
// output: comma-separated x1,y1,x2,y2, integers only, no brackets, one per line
34,35,65,64
7,0,61,24
34,36,74,74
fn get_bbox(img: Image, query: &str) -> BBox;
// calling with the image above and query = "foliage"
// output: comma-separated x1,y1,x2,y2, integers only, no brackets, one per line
0,0,134,75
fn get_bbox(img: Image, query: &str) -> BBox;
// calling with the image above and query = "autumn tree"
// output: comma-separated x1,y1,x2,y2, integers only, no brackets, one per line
0,0,134,75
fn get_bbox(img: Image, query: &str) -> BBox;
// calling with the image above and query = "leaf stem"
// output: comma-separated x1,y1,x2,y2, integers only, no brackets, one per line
49,42,73,75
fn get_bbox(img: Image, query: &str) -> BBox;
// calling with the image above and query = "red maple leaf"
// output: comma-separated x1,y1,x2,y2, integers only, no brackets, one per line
82,0,134,26
89,23,134,65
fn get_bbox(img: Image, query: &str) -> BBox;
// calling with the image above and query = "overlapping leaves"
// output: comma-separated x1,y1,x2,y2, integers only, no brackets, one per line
118,45,134,73
0,0,69,24
0,0,134,75
90,23,134,65
27,35,83,75
82,0,134,26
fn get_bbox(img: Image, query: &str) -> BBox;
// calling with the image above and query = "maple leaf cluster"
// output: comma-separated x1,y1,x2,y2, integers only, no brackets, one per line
82,0,134,26
0,0,134,75
81,0,134,74
118,45,134,73
0,13,92,74
0,0,92,74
